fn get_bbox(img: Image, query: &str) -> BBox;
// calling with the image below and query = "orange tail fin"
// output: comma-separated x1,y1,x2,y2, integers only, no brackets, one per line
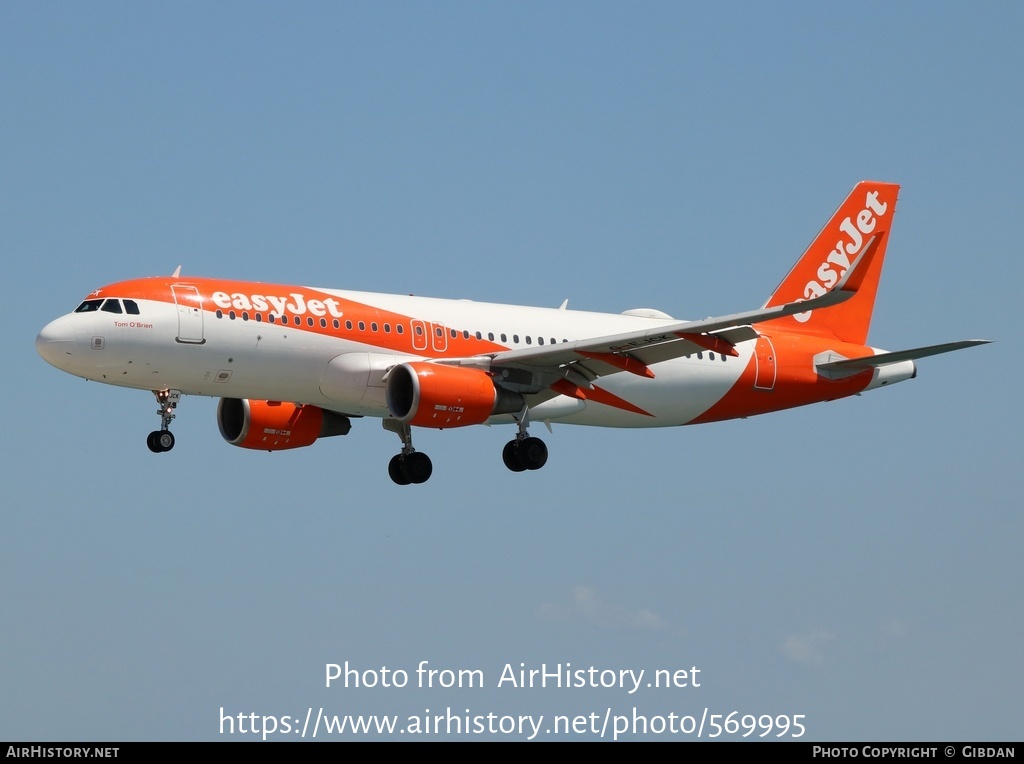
761,181,900,344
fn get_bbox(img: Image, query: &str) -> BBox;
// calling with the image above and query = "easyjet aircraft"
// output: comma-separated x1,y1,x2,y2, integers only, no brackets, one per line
37,182,987,484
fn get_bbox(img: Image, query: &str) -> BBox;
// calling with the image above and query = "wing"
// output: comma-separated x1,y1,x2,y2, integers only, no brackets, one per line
441,234,882,392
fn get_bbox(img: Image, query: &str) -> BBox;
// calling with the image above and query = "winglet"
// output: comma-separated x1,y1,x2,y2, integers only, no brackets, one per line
832,233,881,295
762,181,900,343
172,265,182,278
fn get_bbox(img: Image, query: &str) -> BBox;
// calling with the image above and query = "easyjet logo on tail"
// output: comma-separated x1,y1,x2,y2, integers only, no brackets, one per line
794,190,888,322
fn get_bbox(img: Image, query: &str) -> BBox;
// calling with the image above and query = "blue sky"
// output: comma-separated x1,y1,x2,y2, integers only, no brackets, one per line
2,3,1020,741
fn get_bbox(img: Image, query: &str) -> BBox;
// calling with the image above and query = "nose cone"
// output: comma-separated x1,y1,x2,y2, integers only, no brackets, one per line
36,315,77,369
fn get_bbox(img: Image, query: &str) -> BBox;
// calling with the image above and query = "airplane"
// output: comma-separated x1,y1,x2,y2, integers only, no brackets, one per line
36,181,989,485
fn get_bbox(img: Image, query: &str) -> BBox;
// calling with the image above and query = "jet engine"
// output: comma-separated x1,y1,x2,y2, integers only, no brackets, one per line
385,362,523,428
217,398,351,451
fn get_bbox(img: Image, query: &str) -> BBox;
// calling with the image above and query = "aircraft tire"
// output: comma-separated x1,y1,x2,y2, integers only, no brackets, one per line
147,431,163,453
157,431,175,452
388,455,411,485
519,437,548,470
502,440,526,472
405,452,432,484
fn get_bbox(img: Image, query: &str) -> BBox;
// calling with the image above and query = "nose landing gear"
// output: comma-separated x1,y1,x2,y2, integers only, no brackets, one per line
147,389,181,453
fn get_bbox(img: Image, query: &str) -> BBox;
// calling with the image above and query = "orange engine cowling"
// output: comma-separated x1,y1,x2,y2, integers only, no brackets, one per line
385,362,523,428
217,399,351,451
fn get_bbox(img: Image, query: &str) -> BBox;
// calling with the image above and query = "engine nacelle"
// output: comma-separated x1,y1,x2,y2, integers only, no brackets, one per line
385,362,523,428
217,399,351,451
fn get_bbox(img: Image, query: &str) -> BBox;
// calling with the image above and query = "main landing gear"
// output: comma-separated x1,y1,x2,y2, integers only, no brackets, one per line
383,406,549,486
502,436,548,471
502,404,548,472
383,419,433,485
147,389,180,453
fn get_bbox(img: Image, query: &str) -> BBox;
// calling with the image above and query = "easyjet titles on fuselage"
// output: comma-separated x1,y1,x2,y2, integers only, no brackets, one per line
210,290,345,319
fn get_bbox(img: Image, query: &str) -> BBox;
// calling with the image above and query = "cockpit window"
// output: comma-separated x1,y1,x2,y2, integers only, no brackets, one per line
74,299,103,313
100,299,123,314
123,299,140,315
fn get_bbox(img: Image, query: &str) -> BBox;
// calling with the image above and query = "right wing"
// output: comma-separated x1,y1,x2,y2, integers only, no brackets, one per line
444,234,882,385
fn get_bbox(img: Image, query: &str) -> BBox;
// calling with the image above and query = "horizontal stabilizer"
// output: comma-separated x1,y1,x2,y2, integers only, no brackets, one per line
816,340,991,377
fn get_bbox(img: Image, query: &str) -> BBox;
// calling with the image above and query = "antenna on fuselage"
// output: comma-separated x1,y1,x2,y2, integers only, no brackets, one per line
172,265,182,278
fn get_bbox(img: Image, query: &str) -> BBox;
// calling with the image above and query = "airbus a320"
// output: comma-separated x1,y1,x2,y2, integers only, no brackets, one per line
36,181,988,484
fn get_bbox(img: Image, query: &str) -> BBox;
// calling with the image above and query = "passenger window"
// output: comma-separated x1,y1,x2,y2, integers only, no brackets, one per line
123,300,140,315
101,299,123,314
397,324,404,334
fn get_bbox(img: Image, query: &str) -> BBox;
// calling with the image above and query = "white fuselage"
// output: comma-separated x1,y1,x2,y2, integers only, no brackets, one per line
37,286,753,429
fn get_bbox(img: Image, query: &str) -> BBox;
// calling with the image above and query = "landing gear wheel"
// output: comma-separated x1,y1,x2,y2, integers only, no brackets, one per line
518,437,548,470
502,440,526,472
389,454,411,485
147,430,175,453
148,389,181,453
388,452,432,485
404,452,433,484
382,420,432,485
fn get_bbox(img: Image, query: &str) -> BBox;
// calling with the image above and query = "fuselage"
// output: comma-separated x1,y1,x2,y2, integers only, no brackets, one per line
36,275,910,430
